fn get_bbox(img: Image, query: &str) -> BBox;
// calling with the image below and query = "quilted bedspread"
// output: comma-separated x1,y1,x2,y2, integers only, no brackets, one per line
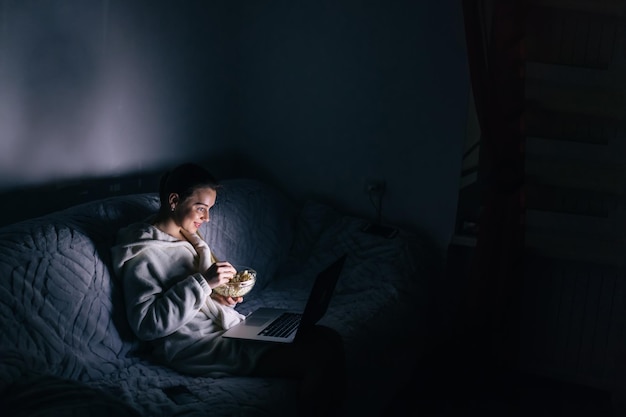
0,179,435,417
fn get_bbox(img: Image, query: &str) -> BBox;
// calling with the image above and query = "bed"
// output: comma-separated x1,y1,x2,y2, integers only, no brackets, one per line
0,177,438,416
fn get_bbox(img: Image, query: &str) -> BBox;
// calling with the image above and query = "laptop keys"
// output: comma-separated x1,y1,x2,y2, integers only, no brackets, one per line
259,312,302,338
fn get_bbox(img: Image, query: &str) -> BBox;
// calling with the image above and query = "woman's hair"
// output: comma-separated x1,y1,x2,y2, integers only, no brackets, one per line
158,163,220,211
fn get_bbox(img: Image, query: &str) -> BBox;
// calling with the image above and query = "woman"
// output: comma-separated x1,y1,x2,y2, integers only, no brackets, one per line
111,162,345,417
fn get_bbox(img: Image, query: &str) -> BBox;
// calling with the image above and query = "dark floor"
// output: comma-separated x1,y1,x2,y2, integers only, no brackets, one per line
383,244,621,417
385,360,615,417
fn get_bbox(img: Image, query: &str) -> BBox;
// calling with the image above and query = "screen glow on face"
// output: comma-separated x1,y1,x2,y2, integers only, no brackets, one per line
176,188,217,233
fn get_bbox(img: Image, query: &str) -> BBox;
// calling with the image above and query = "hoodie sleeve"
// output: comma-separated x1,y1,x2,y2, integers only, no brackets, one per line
111,225,213,341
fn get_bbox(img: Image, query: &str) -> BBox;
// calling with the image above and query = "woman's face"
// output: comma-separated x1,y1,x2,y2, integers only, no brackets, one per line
171,187,217,234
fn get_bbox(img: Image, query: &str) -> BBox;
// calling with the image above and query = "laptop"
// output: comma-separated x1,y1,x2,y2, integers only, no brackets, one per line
222,254,347,343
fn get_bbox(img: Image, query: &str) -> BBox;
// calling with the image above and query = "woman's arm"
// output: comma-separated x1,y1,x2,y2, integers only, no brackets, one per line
120,250,211,341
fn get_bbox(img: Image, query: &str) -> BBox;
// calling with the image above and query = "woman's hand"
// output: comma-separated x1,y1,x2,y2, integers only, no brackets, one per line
204,261,236,289
210,293,243,307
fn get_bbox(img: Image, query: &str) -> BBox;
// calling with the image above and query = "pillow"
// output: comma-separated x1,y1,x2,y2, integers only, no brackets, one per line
288,200,342,263
0,194,160,380
199,179,297,290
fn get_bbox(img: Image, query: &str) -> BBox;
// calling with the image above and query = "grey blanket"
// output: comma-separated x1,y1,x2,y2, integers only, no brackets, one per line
0,179,433,416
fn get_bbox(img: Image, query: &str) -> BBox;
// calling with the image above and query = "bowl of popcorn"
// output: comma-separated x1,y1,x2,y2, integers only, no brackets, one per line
213,266,257,298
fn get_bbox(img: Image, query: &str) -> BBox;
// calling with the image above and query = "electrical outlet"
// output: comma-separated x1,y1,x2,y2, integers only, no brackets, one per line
364,179,386,194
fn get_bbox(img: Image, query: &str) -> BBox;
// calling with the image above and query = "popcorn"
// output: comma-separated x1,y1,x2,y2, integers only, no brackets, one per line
213,268,256,298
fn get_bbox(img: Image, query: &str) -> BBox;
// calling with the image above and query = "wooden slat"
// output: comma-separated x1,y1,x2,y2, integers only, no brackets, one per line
528,0,626,16
525,4,622,68
525,184,613,217
577,268,602,378
591,272,614,381
524,106,622,144
525,210,618,239
525,233,626,266
554,263,574,374
604,277,626,384
525,136,625,167
562,269,588,376
525,6,619,69
525,155,626,194
519,256,626,390
519,256,561,373
519,263,541,365
512,0,626,393
525,80,626,121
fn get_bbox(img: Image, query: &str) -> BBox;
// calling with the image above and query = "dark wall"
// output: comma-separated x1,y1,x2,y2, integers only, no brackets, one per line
230,0,470,250
0,0,236,188
0,0,470,252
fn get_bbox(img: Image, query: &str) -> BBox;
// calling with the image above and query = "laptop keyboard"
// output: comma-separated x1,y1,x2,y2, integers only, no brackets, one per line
259,312,302,338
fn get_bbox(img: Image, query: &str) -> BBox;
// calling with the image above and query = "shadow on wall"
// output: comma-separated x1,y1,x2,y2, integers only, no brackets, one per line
0,151,263,228
0,149,445,279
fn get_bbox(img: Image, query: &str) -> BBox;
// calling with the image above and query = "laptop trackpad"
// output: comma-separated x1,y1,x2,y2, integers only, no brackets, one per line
245,315,274,326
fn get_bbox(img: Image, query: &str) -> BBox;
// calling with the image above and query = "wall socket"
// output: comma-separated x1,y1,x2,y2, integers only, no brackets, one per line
364,179,386,194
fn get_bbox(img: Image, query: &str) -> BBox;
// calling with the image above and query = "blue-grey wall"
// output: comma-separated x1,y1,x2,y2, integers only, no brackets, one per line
0,0,469,252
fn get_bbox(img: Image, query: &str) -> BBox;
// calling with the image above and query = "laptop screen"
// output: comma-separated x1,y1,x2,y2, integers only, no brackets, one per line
298,254,347,331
